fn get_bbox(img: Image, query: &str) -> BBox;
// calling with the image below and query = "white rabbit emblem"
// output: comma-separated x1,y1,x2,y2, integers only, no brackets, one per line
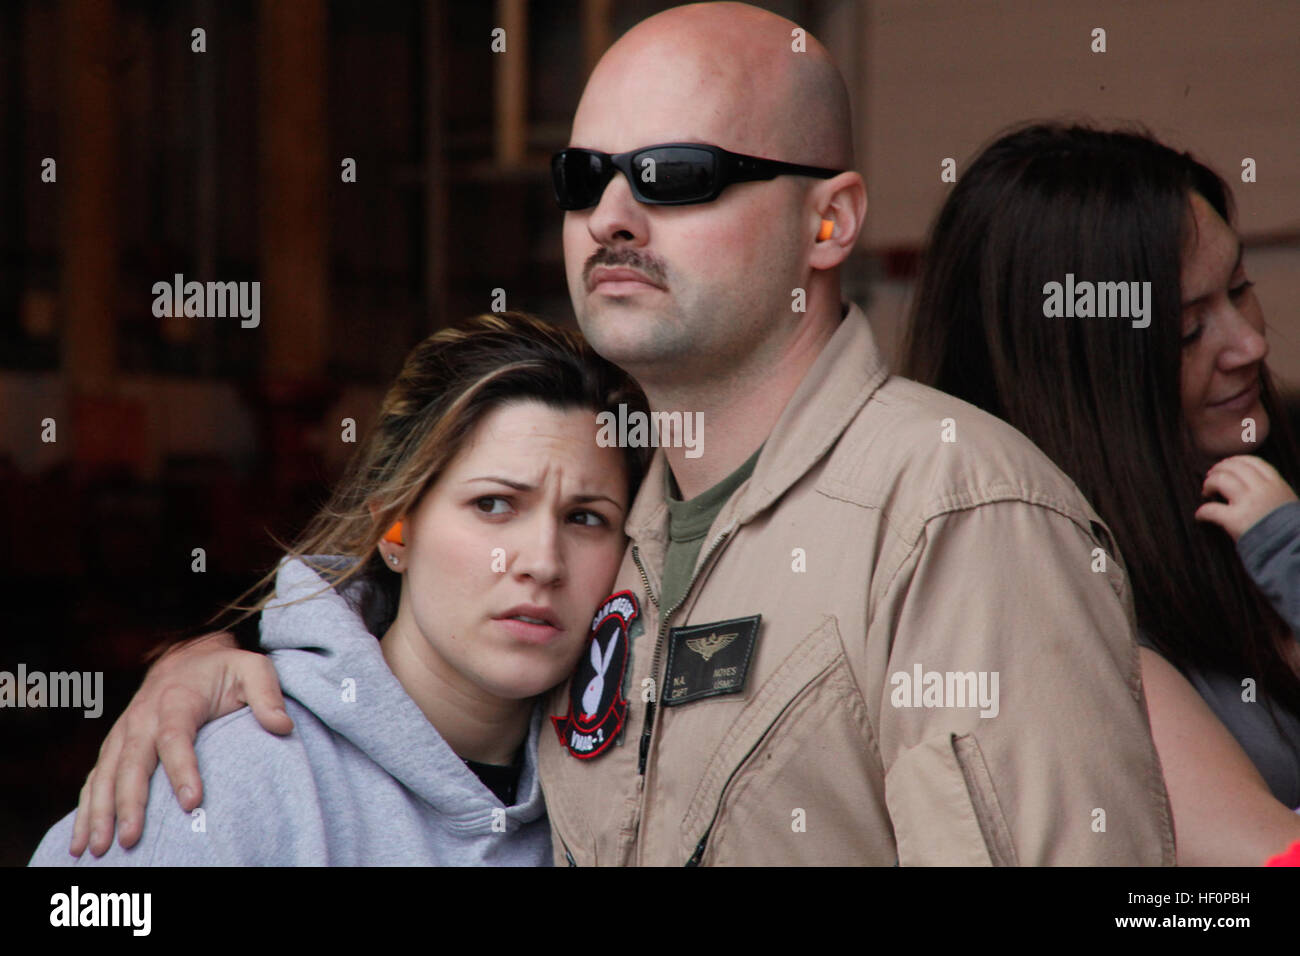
581,626,620,720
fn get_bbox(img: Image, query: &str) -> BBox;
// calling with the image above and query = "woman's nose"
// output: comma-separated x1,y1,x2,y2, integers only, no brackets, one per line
1220,310,1268,369
511,518,565,586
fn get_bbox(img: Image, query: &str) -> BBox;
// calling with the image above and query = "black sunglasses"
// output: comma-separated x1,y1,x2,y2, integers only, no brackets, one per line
551,142,844,210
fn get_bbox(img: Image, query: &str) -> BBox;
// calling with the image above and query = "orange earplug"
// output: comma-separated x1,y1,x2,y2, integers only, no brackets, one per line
817,219,834,241
382,521,404,545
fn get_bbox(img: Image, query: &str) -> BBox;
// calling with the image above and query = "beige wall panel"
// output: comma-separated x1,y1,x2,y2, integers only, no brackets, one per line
860,0,1300,249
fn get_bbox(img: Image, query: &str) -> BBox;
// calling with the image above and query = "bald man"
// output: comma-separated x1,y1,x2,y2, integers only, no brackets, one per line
66,2,1174,865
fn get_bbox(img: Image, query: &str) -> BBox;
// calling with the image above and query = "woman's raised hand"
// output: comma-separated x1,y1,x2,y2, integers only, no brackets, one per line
1196,454,1300,541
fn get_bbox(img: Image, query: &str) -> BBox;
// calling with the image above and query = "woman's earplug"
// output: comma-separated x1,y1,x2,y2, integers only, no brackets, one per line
817,219,834,241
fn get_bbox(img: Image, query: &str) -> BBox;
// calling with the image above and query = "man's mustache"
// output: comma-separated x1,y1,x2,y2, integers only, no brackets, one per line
583,249,668,290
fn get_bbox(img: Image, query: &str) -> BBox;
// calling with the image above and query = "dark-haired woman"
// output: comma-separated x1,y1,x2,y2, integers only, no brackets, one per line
904,123,1300,865
32,312,647,865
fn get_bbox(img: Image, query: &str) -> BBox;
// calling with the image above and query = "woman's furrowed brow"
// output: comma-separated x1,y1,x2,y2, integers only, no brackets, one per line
465,476,621,509
573,493,625,512
466,476,534,491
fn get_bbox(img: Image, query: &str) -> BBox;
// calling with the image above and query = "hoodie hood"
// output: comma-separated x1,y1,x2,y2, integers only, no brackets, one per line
259,556,546,833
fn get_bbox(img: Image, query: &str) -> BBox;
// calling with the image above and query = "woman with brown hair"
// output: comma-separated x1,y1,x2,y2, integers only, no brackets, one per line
32,311,647,865
903,123,1300,865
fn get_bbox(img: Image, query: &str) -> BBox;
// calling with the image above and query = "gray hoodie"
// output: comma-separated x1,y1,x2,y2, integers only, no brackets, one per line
30,557,552,866
1239,500,1300,640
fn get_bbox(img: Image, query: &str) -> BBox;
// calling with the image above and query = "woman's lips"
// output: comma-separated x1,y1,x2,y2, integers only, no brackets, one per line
493,616,564,645
1209,380,1259,411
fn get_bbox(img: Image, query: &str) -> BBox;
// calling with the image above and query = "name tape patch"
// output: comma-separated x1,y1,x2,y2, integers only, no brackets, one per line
662,614,761,707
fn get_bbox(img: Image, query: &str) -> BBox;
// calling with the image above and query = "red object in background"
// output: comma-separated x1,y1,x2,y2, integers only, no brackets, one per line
1265,839,1300,865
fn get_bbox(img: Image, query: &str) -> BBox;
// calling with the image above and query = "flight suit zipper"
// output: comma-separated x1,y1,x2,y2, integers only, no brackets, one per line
631,525,734,776
683,686,790,866
685,832,709,867
560,838,577,866
630,546,661,775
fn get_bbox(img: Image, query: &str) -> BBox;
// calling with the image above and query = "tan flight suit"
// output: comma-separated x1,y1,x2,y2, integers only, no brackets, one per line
540,303,1175,866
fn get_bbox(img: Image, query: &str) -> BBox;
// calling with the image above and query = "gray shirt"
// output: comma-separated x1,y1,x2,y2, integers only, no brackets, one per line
1239,501,1300,640
1136,503,1300,807
30,557,552,866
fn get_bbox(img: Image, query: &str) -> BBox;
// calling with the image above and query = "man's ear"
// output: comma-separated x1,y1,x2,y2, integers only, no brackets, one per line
809,171,867,270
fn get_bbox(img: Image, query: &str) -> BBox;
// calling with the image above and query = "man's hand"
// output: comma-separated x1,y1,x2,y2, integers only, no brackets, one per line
69,631,293,857
1196,455,1299,542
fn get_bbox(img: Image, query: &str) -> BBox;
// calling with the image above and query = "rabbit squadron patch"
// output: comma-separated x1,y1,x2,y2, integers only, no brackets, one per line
552,591,637,759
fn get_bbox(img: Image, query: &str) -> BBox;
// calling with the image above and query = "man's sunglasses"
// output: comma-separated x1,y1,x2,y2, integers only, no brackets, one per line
551,143,844,210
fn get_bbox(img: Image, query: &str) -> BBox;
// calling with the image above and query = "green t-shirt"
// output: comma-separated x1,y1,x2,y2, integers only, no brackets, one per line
658,444,763,616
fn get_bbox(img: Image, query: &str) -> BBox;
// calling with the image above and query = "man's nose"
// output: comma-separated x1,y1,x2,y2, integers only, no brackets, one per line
586,171,647,246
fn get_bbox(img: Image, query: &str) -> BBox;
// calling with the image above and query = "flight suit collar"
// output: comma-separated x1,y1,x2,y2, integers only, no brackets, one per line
624,302,889,543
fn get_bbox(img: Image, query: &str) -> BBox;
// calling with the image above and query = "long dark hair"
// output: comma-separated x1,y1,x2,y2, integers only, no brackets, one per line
220,310,649,639
902,122,1300,715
